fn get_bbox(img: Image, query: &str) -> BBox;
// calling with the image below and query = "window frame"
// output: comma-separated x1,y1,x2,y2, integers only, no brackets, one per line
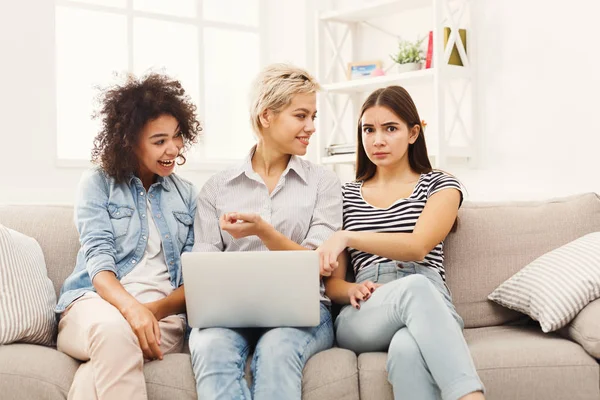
54,0,266,171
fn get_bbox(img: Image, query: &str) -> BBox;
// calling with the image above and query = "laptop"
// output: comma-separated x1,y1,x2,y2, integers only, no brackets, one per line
181,251,320,328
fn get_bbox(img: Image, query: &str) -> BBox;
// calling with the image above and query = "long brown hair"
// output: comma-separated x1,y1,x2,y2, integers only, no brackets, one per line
354,86,461,232
355,85,432,181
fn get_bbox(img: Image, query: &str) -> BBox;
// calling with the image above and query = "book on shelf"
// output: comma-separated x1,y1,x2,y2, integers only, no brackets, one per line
425,30,433,69
327,143,356,156
424,28,468,68
444,27,467,66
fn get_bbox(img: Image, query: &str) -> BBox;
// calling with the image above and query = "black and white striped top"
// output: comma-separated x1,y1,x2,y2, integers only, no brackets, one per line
342,171,463,280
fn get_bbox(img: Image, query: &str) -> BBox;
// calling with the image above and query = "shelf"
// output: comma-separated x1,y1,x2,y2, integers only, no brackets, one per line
322,65,470,95
320,146,471,166
322,69,433,94
320,0,431,23
321,153,356,165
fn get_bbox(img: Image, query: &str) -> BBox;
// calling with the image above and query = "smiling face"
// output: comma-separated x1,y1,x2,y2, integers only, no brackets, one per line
259,92,317,156
360,105,419,169
134,114,183,189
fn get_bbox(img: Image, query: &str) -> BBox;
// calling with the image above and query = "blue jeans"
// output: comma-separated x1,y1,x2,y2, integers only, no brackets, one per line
335,262,484,400
189,303,333,400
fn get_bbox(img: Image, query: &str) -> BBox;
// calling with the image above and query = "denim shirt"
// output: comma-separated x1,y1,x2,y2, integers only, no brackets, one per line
56,167,198,314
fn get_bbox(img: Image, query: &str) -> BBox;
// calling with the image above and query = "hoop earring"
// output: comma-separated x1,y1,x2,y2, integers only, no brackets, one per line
176,154,186,166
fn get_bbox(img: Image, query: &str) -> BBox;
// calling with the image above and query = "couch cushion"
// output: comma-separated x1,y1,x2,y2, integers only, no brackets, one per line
0,205,79,298
0,343,358,400
0,343,79,400
144,353,197,400
354,326,599,400
466,326,600,400
356,352,393,400
0,346,199,400
444,193,600,328
302,348,359,400
145,346,361,400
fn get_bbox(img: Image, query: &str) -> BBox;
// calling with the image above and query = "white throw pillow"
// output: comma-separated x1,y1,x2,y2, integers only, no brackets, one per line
488,232,600,333
559,298,600,359
0,224,57,346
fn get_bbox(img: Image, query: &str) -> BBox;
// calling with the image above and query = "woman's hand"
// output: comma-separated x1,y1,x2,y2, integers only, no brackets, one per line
348,281,382,309
220,212,269,239
121,301,163,360
317,231,349,277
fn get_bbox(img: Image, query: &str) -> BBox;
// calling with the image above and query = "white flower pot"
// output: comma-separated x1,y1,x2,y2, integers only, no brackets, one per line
397,62,422,74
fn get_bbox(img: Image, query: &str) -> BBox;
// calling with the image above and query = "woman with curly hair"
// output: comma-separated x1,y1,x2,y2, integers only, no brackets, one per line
56,72,201,400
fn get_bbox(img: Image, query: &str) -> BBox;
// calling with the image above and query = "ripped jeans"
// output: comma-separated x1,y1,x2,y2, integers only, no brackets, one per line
189,303,333,400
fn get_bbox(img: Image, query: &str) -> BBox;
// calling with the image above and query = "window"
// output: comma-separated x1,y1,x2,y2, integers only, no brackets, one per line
55,0,262,166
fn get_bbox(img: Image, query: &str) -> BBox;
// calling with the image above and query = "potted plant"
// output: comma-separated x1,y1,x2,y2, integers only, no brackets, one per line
390,37,425,73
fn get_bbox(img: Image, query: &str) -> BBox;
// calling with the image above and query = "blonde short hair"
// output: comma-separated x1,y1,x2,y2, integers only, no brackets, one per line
249,63,320,134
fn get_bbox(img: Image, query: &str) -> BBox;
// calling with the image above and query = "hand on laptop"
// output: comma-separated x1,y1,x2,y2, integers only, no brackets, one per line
220,212,266,239
348,281,382,309
317,231,348,276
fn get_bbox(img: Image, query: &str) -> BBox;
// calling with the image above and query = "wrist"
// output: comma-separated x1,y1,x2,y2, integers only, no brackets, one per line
148,300,165,320
119,298,140,318
347,282,358,298
338,230,351,247
257,219,274,240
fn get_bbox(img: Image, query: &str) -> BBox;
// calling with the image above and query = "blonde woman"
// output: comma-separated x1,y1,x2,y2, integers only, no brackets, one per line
187,64,342,399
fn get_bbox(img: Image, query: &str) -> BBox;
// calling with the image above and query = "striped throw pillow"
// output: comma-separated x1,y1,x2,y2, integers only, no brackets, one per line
0,224,57,346
488,232,600,333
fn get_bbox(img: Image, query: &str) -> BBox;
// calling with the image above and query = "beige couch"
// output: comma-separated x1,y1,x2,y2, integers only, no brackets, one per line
1,193,599,400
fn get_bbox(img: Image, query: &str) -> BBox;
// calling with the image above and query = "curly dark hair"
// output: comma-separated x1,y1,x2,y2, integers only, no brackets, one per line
91,72,202,182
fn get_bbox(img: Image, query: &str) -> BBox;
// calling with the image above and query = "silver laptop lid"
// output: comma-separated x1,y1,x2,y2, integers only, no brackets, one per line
182,251,320,328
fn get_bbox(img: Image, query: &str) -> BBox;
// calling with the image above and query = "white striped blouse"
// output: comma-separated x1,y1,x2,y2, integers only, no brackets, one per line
192,147,343,303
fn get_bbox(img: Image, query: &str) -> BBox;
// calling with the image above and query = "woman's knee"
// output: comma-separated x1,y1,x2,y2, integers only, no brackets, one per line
387,329,423,372
251,328,305,381
256,328,302,360
189,328,246,365
87,315,137,347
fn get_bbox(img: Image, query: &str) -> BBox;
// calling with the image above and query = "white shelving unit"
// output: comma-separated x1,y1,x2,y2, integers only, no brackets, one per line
315,0,476,169
323,69,434,94
320,0,431,22
321,153,357,165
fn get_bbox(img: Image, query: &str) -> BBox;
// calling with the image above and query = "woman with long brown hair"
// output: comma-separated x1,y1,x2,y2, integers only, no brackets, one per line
320,86,485,400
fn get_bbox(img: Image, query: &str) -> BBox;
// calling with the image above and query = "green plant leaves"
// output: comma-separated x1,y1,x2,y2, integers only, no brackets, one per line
390,37,425,64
